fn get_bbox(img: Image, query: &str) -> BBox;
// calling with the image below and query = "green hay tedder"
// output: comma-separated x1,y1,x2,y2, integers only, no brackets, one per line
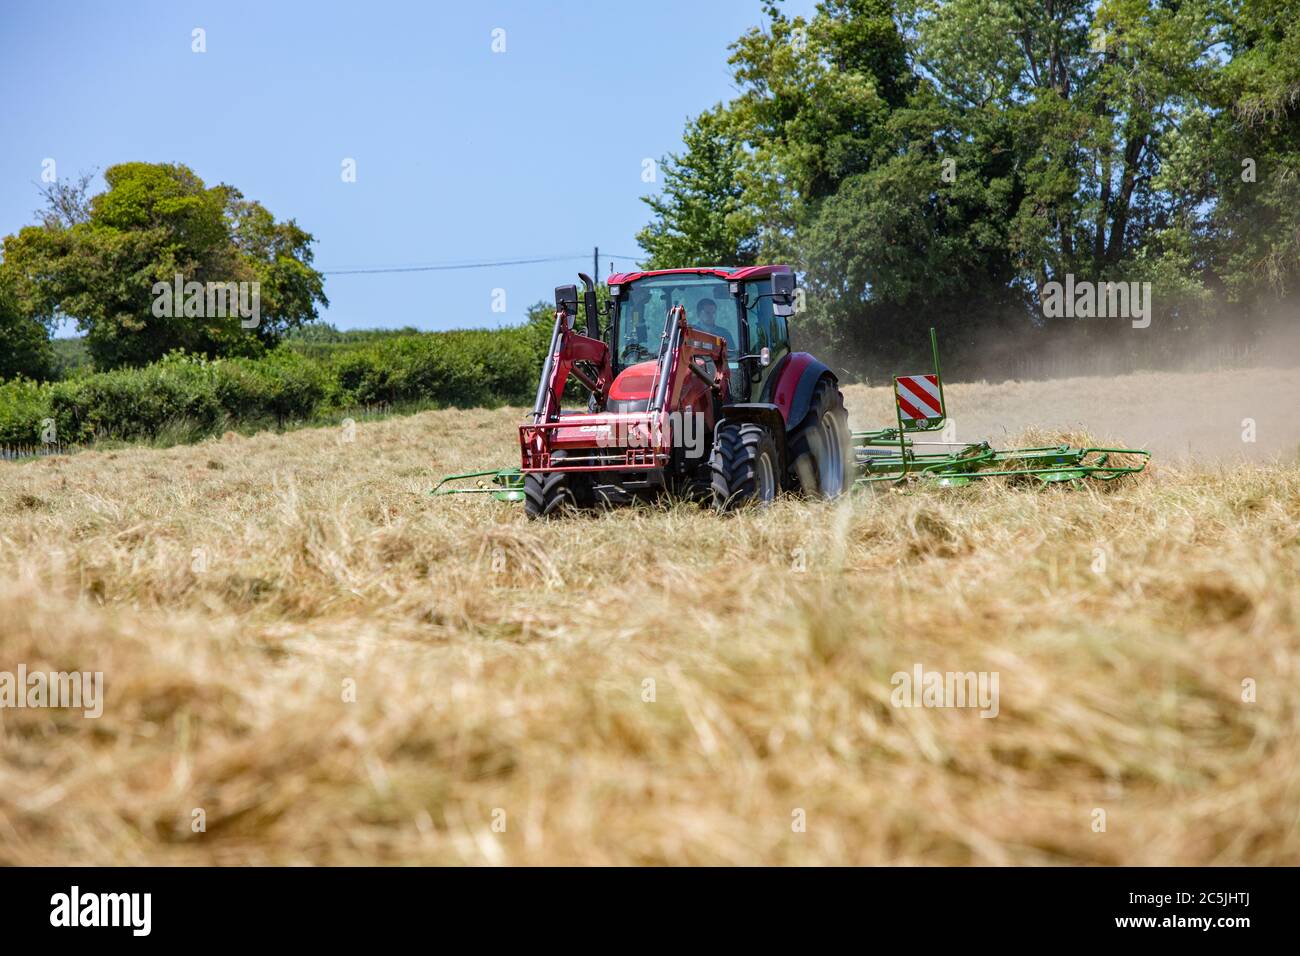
431,467,527,502
851,329,1150,487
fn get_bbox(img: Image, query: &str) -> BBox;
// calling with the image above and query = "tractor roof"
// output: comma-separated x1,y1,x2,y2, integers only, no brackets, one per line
605,265,792,285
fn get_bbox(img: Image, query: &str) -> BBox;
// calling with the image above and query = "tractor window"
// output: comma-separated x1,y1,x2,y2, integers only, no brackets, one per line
744,282,773,353
614,276,735,369
744,278,792,356
615,288,666,366
771,311,789,351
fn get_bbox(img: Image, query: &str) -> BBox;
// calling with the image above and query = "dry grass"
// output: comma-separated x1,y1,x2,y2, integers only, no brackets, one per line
1,369,1298,865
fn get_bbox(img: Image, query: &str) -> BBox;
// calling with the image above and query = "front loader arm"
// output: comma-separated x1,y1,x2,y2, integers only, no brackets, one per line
532,309,613,423
652,306,729,414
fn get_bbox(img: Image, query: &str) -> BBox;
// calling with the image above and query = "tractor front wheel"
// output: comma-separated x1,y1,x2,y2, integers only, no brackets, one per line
523,451,589,519
711,422,780,510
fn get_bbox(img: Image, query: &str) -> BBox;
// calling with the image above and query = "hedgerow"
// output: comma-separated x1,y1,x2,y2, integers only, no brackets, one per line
0,324,545,448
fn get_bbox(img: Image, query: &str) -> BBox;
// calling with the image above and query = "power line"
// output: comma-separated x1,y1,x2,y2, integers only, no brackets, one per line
321,251,644,276
321,254,583,276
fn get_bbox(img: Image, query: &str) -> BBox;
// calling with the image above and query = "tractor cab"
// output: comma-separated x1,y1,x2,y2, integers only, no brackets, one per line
604,267,797,408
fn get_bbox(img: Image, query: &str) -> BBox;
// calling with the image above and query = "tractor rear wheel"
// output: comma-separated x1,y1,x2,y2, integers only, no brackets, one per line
523,451,589,519
789,377,851,498
711,422,780,510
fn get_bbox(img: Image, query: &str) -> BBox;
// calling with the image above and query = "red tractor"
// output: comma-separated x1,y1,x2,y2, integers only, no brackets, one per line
521,266,851,518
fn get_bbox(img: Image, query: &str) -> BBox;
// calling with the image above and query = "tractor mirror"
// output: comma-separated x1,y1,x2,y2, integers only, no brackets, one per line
772,274,796,316
554,284,579,316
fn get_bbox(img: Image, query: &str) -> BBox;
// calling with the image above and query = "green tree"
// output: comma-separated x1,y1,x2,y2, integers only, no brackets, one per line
0,269,54,381
1,163,327,369
1202,0,1300,316
637,108,760,268
639,0,1300,373
726,0,1024,365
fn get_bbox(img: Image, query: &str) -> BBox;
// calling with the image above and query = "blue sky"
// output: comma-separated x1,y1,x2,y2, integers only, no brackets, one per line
0,0,815,333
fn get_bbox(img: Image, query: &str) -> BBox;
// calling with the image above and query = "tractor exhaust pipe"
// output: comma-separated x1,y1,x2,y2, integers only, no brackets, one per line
578,273,599,339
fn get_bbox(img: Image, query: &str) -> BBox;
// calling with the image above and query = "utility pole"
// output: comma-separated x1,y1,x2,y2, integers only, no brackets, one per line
593,245,599,285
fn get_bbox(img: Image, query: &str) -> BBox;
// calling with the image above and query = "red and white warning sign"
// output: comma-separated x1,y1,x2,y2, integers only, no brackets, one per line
895,374,943,422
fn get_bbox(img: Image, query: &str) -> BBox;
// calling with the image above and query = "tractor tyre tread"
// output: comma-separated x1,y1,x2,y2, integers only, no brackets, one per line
523,451,588,519
788,376,851,498
711,422,779,510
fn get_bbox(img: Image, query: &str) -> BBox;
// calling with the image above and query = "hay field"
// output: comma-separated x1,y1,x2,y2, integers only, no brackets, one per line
1,367,1298,865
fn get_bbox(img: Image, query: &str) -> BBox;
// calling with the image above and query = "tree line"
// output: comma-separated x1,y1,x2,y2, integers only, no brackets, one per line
636,0,1300,378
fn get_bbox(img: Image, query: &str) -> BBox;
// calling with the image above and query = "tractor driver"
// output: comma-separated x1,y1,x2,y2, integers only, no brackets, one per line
624,314,651,360
694,298,736,353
